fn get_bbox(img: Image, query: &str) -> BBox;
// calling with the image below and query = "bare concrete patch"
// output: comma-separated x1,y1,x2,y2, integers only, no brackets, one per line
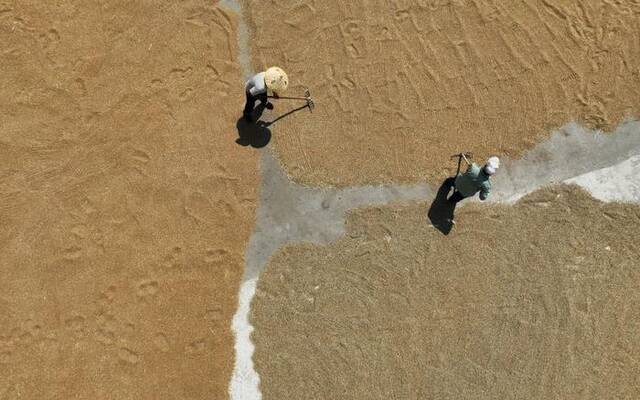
493,120,640,203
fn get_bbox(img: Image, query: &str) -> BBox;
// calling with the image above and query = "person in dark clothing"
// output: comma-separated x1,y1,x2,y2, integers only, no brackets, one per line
448,155,500,204
243,67,288,121
243,90,270,119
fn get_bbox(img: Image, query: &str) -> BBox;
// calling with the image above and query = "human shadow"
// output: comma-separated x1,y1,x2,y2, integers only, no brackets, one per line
235,102,310,148
236,103,270,148
235,118,272,148
427,177,458,235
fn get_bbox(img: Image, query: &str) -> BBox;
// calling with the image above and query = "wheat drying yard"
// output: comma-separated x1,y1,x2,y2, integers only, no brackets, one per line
1,1,639,400
1,1,257,398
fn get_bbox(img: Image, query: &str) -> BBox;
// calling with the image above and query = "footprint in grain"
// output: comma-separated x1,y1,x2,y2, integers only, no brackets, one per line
39,28,60,49
65,315,86,336
162,246,183,269
124,322,135,333
18,330,34,345
62,245,82,261
0,350,12,364
136,280,158,299
185,339,205,354
205,307,223,322
204,248,228,265
130,149,151,175
179,88,193,100
72,78,88,97
153,333,170,353
70,224,88,238
131,149,150,164
150,78,164,88
24,319,42,336
95,327,115,345
39,335,60,355
169,66,193,80
118,347,140,364
99,285,117,305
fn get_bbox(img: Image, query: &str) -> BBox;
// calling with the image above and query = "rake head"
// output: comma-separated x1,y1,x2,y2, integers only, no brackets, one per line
304,88,314,112
450,152,473,159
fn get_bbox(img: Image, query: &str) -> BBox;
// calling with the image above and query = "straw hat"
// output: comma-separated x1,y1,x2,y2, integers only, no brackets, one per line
264,67,288,93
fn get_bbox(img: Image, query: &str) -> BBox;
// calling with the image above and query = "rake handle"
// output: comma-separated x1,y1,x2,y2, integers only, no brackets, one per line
267,95,309,100
450,152,473,176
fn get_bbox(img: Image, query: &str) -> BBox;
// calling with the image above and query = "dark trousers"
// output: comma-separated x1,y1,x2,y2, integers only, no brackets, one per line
448,190,467,204
243,91,268,117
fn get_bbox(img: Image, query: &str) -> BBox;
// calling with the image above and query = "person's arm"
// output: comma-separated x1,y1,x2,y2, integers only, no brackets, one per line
249,86,260,97
465,161,476,173
479,182,490,201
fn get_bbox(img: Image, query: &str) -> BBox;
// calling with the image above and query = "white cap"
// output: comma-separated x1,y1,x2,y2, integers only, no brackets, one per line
484,156,500,175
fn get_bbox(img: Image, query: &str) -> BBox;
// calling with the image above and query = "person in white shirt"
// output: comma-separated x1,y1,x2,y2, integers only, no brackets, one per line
243,67,288,121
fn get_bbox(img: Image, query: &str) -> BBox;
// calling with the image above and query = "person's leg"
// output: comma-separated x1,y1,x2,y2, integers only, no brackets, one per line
243,91,256,118
444,177,456,197
446,190,465,225
258,93,273,110
448,191,466,204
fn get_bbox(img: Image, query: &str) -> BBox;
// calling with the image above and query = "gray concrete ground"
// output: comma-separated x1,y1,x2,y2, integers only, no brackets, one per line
243,150,432,281
493,120,640,203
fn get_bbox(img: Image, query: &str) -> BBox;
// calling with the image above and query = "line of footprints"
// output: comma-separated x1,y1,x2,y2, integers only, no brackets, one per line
0,282,224,366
